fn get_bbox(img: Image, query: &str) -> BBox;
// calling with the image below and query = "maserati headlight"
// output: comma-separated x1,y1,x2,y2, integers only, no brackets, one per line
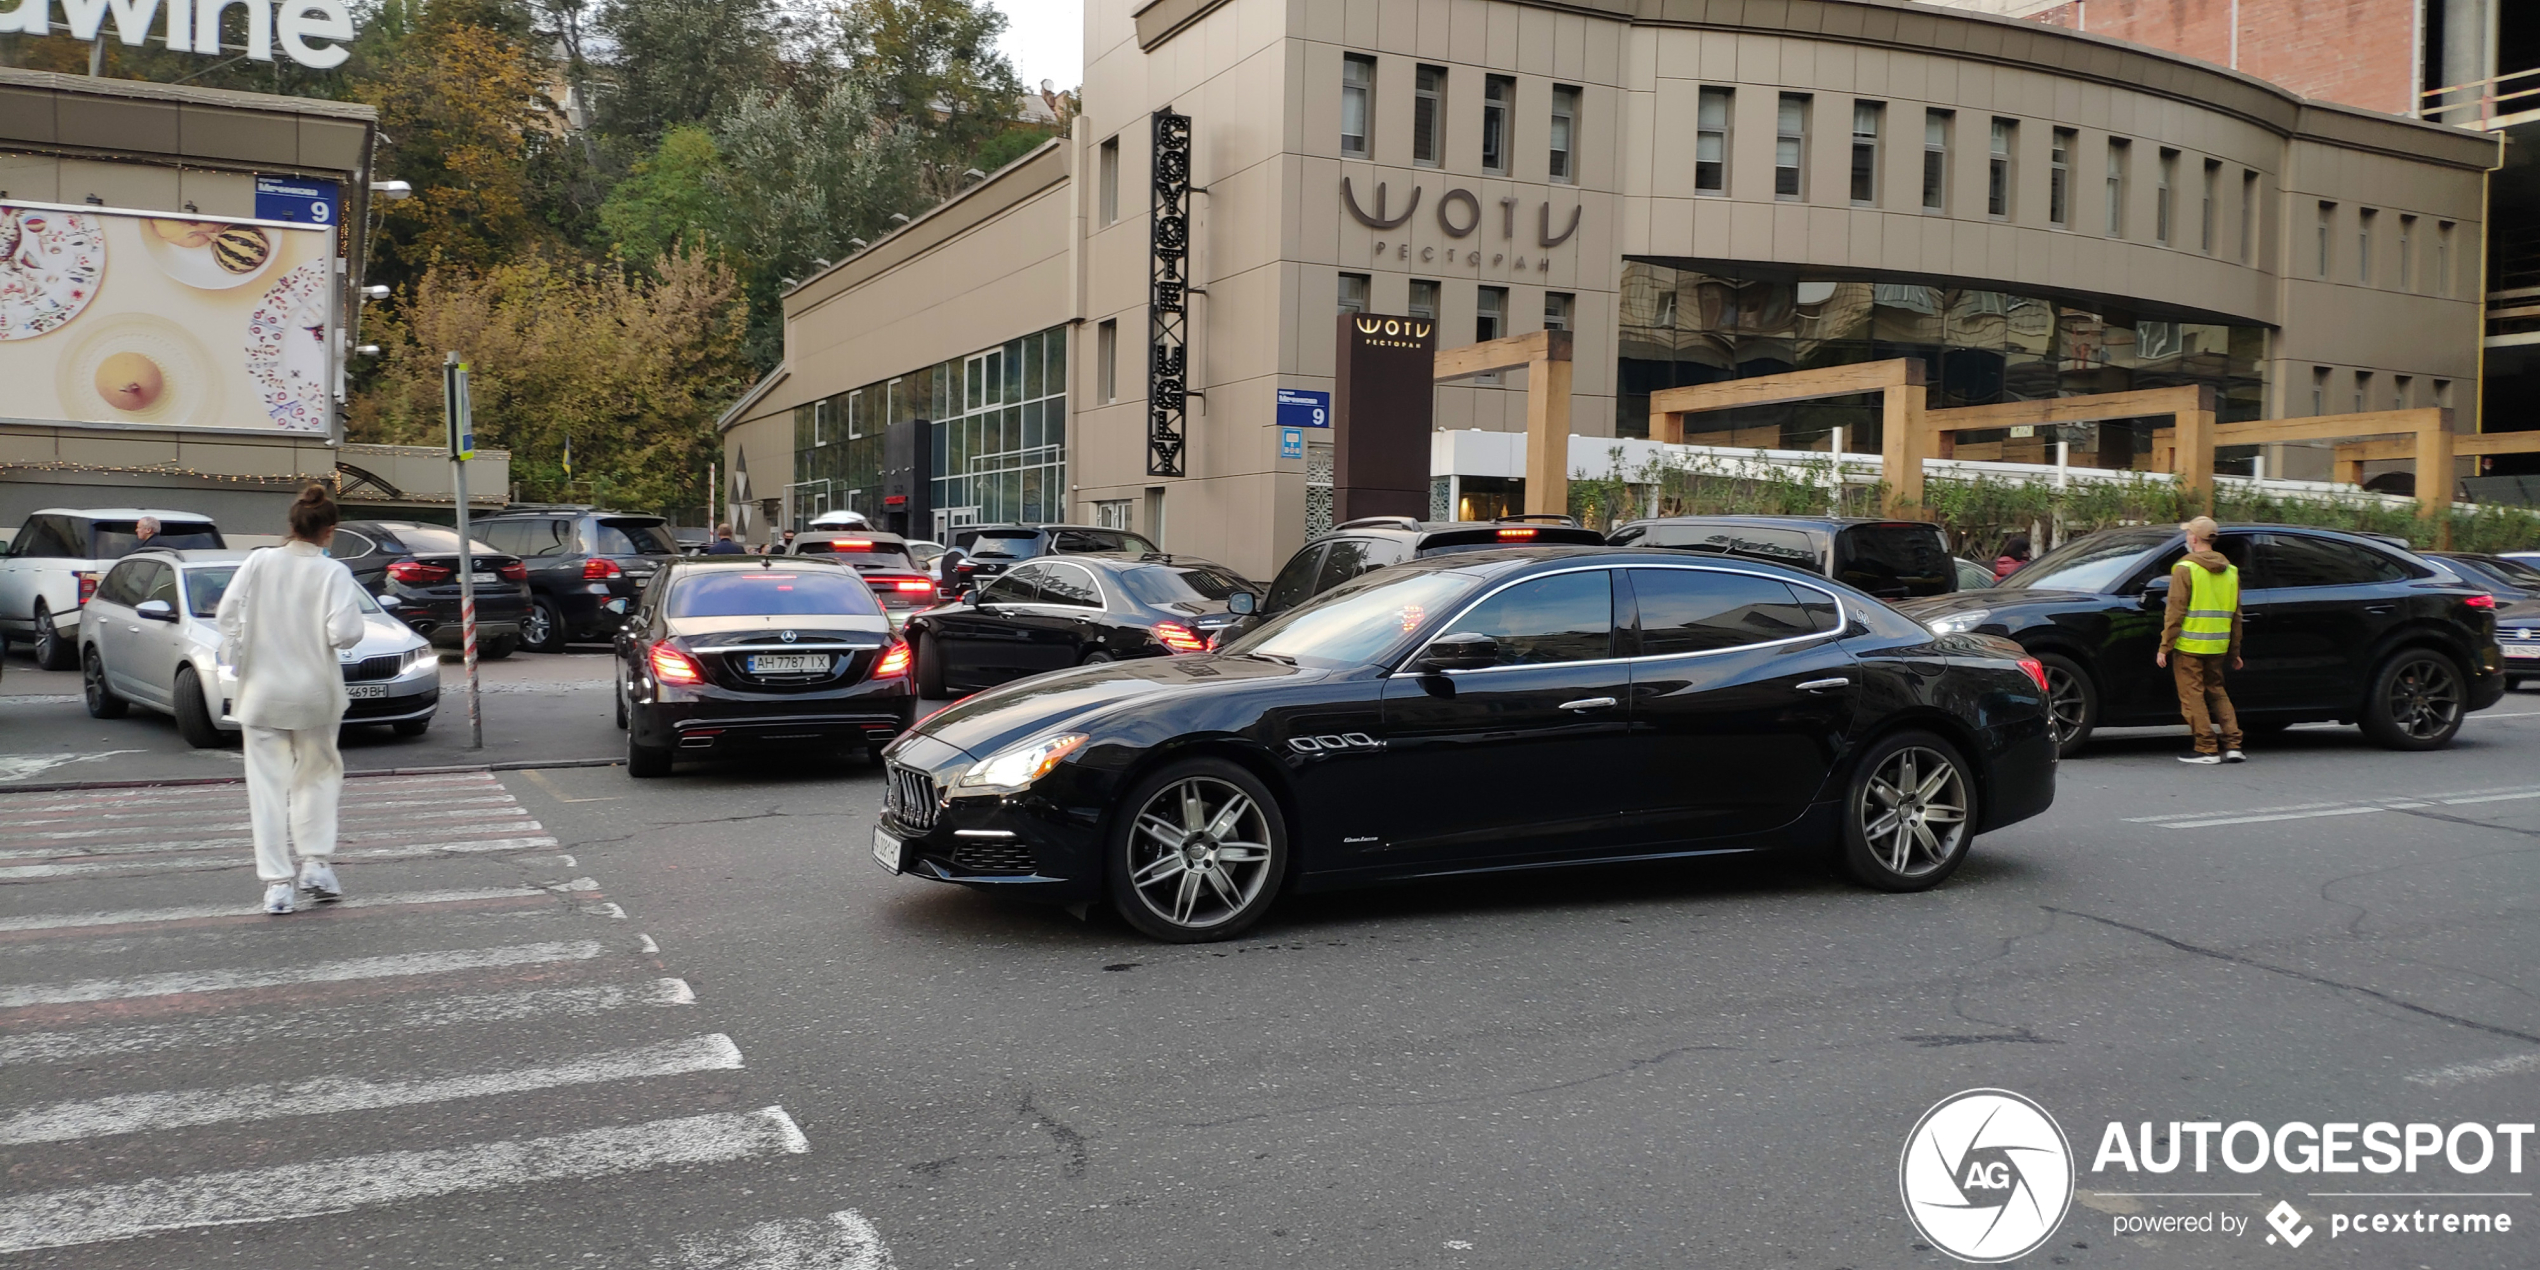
1926,609,1994,635
956,733,1089,795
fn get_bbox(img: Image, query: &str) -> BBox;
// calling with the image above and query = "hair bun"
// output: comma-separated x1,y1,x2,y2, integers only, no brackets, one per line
296,484,330,505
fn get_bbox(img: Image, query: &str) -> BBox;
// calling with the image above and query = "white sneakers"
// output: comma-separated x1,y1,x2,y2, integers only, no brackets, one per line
2223,749,2248,763
261,862,343,915
298,861,343,903
2177,752,2223,765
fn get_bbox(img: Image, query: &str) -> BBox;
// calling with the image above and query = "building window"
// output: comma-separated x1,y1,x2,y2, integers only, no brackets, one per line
1338,272,1370,314
2398,215,2416,290
2154,149,2177,244
2312,366,2331,416
2395,374,2413,407
1482,75,1513,175
1697,88,1732,194
1550,85,1579,184
1093,499,1132,530
2240,171,2258,263
2354,370,2372,414
1408,279,1440,320
1987,119,2015,219
1544,291,1574,331
1850,102,1882,205
2200,159,2219,253
1922,109,1950,212
2316,202,2335,277
2358,209,2376,284
2436,222,2454,296
1413,65,1445,167
1341,55,1373,157
1776,94,1809,200
1096,319,1118,402
2048,128,2073,226
1474,286,1507,383
2434,379,2453,409
1098,137,1119,226
2105,139,2128,238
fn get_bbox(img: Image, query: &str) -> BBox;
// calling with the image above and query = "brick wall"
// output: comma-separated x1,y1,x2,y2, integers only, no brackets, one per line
2020,0,2420,117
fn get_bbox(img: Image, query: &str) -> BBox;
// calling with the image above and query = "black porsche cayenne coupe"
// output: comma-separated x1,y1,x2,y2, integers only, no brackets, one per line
873,547,2059,942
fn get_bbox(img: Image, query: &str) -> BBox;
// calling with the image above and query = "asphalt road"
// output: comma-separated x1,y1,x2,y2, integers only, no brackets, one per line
1,666,2535,1268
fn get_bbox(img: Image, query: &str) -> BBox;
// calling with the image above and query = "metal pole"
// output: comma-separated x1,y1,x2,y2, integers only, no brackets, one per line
444,353,483,750
1829,425,1845,515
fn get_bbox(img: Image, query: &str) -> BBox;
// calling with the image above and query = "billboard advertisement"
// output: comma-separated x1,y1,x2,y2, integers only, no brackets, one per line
0,202,338,435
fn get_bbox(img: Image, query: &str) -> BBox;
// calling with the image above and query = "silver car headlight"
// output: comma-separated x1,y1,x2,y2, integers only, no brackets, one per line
955,733,1090,796
401,645,438,676
1925,609,1993,635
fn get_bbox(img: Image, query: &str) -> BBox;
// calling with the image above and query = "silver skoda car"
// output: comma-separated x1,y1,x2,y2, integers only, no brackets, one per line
77,549,440,746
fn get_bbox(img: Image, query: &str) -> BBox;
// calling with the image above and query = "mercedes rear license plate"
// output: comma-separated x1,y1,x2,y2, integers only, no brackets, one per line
872,827,903,874
346,683,388,699
747,653,830,674
2506,644,2540,659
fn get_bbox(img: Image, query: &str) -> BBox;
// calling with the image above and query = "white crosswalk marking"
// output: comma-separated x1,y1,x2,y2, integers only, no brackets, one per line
0,770,831,1256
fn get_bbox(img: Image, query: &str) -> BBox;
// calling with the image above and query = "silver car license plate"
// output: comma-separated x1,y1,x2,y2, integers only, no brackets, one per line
872,827,903,874
2505,645,2540,659
346,683,388,700
747,653,829,674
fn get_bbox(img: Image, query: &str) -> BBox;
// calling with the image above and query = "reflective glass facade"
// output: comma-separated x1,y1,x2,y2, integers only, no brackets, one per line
792,325,1067,532
1615,262,2268,468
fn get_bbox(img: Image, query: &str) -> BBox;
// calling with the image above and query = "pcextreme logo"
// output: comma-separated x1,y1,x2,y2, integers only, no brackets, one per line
1900,1089,2077,1263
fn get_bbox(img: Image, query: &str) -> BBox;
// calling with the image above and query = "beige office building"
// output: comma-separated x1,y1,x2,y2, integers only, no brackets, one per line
723,0,2498,580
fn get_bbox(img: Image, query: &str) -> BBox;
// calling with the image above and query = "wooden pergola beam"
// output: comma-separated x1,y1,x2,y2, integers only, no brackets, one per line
1435,329,1573,518
2153,407,2456,520
1647,359,1932,516
1924,384,2216,508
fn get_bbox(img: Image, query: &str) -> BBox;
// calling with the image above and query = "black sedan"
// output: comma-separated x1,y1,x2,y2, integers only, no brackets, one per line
614,559,915,776
1895,524,2506,756
874,547,2058,942
331,520,531,658
903,555,1259,697
2425,552,2540,687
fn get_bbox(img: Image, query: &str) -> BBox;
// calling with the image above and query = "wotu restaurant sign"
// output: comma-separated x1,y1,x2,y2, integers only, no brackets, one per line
2,0,357,71
1342,178,1582,272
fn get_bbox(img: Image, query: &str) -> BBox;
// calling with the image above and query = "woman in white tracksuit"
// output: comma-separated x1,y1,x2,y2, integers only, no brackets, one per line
215,484,367,915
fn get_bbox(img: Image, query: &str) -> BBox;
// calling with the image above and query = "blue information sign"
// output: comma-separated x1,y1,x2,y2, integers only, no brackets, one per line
1276,388,1331,429
254,175,341,226
1279,427,1305,460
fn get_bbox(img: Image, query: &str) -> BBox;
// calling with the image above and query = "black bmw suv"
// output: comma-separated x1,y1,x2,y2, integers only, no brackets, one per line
1895,524,2506,756
1607,516,1961,599
474,506,681,652
1213,515,1608,644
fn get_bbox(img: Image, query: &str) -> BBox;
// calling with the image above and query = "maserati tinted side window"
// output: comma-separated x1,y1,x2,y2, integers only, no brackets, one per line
1443,570,1615,666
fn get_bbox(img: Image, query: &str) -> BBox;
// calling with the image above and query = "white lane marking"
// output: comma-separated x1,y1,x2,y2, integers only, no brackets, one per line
0,1033,745,1146
0,836,563,880
2126,783,2540,830
0,774,501,813
0,751,147,783
1,978,695,1066
0,939,607,1008
0,819,547,861
2160,805,2392,830
517,853,578,869
0,1105,812,1254
664,1209,896,1270
2407,1052,2540,1088
0,880,595,934
640,933,661,954
8,804,533,841
6,795,520,831
587,902,628,920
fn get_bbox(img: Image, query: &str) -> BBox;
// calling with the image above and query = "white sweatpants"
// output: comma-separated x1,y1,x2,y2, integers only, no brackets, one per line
243,725,343,882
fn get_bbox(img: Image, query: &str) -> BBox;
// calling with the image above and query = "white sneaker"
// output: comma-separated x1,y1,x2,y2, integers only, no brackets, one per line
298,862,343,902
2177,752,2223,765
2223,749,2247,763
262,883,296,915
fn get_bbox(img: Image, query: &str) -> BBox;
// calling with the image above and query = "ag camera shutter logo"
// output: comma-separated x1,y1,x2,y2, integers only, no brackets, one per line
1900,1089,2075,1263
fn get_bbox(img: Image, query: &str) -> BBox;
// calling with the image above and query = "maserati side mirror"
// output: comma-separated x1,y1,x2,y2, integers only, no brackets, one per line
1416,631,1499,673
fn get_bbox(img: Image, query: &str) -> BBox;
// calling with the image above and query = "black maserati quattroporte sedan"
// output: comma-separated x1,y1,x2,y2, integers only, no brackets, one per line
873,547,2058,942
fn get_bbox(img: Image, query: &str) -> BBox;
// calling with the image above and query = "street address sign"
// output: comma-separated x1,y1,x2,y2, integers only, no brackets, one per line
1277,388,1331,429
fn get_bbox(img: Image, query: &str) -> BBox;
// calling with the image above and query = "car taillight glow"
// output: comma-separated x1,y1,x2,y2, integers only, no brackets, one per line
75,572,98,605
1496,526,1539,540
1154,621,1209,654
648,642,706,685
871,640,912,679
2016,656,2050,694
583,559,624,580
2465,593,2497,609
386,560,452,585
497,561,527,583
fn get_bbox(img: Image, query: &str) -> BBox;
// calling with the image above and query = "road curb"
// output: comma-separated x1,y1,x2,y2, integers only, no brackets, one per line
0,757,626,795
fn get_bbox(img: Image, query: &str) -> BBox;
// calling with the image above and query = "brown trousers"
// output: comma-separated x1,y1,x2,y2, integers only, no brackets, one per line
2172,652,2242,754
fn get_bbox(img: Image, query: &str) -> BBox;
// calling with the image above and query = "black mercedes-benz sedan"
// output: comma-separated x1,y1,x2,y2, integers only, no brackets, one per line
874,547,2057,942
1894,524,2506,756
615,558,915,776
902,555,1260,697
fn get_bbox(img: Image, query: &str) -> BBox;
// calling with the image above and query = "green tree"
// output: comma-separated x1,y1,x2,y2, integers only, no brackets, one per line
831,0,1026,199
593,124,723,265
591,0,792,150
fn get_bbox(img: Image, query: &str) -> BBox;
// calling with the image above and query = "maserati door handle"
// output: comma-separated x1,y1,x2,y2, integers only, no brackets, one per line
1558,696,1618,712
1796,677,1851,692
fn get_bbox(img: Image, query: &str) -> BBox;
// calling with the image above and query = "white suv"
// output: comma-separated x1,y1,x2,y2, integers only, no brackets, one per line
0,508,224,669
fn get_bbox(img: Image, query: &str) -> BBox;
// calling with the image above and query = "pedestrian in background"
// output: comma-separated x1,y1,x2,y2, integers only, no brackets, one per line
779,528,798,553
1993,535,2031,580
215,485,367,914
707,523,745,555
133,515,161,548
2157,515,2245,765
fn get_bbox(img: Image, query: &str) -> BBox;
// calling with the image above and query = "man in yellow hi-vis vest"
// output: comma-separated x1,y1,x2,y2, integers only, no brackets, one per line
2156,516,2245,764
